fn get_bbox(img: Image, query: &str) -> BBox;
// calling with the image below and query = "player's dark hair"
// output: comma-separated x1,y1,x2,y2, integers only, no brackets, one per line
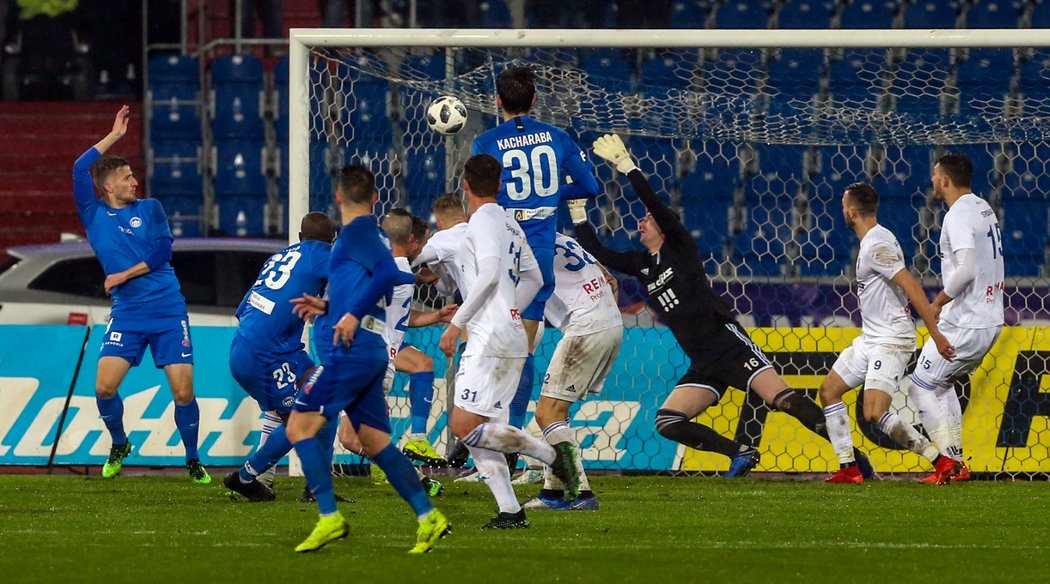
337,165,375,205
463,154,501,198
432,192,466,217
382,208,413,245
935,153,973,189
497,66,536,115
844,182,879,217
410,214,428,243
91,156,132,193
300,211,335,243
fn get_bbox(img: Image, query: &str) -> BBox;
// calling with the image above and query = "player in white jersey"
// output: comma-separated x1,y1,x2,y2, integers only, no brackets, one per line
378,209,457,468
437,154,580,529
818,183,956,484
907,153,1005,484
521,231,623,510
412,193,469,298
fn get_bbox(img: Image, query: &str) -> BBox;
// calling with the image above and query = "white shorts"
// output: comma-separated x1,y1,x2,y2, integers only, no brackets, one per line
454,353,525,420
914,321,1001,386
832,336,913,392
540,326,623,403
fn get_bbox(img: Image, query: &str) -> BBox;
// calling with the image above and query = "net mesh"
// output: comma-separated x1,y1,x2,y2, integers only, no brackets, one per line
306,43,1050,478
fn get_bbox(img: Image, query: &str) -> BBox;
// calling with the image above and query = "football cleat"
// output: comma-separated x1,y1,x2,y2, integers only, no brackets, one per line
951,461,972,482
409,509,450,554
481,509,530,529
853,448,875,480
294,513,350,553
370,463,389,485
101,441,133,479
403,439,448,467
918,455,961,485
299,486,355,503
825,465,864,484
549,442,581,499
510,468,545,485
446,440,470,468
422,476,444,497
222,470,276,502
724,449,760,478
186,459,211,484
569,494,600,511
453,469,484,483
521,495,571,511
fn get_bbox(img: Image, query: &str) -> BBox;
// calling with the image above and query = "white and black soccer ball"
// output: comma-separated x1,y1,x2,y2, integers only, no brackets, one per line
426,96,468,135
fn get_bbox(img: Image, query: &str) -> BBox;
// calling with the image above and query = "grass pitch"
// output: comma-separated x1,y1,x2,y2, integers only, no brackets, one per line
1,473,1047,583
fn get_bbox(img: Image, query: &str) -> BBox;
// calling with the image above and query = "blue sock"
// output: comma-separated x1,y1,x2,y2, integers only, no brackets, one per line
294,436,337,515
174,400,201,462
509,354,534,429
241,423,292,482
96,394,127,446
409,371,435,435
374,443,433,517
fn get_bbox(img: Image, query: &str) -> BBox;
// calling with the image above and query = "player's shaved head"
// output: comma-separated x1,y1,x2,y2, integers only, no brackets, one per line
382,208,413,245
463,154,501,199
337,165,375,206
92,156,132,193
497,66,536,115
844,182,879,217
934,153,973,189
432,193,466,218
299,211,335,243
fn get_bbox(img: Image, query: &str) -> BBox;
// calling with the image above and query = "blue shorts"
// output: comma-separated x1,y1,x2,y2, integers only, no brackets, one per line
229,334,316,415
294,354,390,433
100,316,193,368
523,246,555,321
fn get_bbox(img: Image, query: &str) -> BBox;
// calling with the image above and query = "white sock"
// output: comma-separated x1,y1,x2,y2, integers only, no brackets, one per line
823,402,855,465
937,383,964,461
877,411,938,463
466,445,520,514
255,412,282,487
542,420,590,493
908,375,953,459
464,423,556,465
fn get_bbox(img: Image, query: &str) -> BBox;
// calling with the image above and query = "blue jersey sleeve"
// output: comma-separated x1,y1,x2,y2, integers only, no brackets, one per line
349,253,399,320
310,242,331,280
146,199,174,240
558,136,600,201
73,147,101,220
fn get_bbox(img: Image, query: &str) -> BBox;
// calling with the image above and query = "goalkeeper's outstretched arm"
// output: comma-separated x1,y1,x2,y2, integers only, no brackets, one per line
573,219,649,278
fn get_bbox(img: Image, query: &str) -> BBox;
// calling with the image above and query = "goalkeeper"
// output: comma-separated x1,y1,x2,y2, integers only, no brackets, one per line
572,135,874,477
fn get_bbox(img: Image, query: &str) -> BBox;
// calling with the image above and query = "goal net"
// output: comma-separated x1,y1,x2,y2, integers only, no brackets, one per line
290,29,1050,479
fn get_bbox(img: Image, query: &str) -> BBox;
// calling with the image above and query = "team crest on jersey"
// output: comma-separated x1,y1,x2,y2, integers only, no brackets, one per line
130,217,142,228
282,396,294,409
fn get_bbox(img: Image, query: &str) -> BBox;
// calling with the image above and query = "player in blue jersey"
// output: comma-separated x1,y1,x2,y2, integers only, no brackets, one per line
73,106,209,483
471,65,601,448
223,211,338,502
277,165,449,554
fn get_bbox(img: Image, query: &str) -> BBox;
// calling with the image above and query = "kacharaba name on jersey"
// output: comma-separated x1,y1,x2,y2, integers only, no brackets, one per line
496,131,553,151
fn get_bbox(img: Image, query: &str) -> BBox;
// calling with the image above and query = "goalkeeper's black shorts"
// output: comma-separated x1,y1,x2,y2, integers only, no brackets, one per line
675,322,775,403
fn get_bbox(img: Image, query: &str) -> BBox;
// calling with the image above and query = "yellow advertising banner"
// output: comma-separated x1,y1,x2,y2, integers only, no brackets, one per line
681,327,1050,474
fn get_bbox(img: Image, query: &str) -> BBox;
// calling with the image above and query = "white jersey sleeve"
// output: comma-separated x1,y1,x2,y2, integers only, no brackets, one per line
458,204,528,358
939,194,1005,329
382,256,414,355
544,233,623,336
419,222,468,296
855,225,915,345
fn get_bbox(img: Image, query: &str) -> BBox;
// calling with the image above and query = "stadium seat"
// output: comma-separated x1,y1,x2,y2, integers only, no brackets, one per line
150,142,202,197
156,194,203,238
951,143,1006,192
640,51,699,90
812,146,868,198
680,193,730,257
581,50,634,91
890,49,952,116
1001,198,1047,277
212,140,267,198
702,48,764,96
401,53,446,82
210,54,266,140
956,49,1014,113
1031,2,1050,29
902,0,960,29
965,0,1024,29
670,1,711,29
1017,50,1050,96
480,0,511,28
753,144,808,181
683,145,741,198
217,196,267,237
403,150,446,203
148,54,199,101
874,197,922,257
344,81,392,146
712,1,772,29
839,0,899,29
775,0,835,28
150,97,201,140
274,57,290,144
800,199,853,275
733,231,784,277
766,48,824,99
211,53,265,85
827,48,890,100
871,145,935,199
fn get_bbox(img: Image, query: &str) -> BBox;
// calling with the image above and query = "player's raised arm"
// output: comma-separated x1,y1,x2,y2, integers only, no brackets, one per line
591,134,692,246
73,105,130,212
559,141,601,201
891,267,955,361
571,203,649,278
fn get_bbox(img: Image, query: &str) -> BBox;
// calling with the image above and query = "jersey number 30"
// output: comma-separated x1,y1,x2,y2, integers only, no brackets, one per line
503,145,559,200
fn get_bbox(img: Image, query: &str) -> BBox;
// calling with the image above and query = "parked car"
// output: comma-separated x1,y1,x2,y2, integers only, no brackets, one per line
0,238,286,326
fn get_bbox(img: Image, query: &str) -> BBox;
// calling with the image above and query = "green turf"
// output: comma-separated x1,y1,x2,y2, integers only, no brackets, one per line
1,474,1047,583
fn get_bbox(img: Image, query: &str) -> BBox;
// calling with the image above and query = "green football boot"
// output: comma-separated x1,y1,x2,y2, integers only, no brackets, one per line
294,513,350,553
101,441,133,479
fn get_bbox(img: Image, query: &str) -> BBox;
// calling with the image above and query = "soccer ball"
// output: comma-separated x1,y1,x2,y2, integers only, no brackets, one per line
426,96,468,135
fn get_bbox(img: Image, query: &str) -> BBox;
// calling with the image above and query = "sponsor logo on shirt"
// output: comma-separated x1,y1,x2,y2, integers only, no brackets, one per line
513,207,556,221
646,267,675,292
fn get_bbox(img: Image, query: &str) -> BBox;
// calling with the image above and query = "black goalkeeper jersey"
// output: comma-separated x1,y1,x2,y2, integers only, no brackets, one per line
576,168,735,360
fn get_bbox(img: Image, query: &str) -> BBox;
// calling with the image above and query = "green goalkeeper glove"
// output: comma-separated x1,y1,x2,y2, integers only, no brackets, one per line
592,134,637,174
567,198,588,225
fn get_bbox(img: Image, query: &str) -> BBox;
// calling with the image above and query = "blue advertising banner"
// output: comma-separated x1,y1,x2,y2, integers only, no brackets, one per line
0,325,88,465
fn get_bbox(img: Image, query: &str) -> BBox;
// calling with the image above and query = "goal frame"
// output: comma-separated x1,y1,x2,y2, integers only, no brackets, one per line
286,27,1050,238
